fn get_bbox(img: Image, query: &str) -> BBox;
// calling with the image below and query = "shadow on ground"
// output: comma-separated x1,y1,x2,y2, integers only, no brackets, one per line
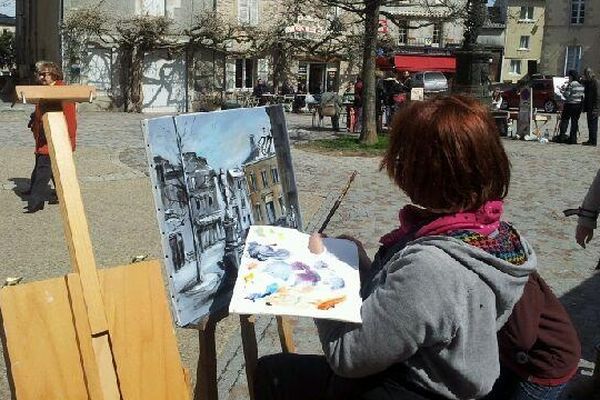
560,271,600,399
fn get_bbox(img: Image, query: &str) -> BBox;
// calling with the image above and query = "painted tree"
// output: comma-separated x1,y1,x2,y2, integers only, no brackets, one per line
316,0,467,144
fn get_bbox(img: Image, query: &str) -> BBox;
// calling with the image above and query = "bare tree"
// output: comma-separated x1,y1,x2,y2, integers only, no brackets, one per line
62,3,175,112
315,0,467,144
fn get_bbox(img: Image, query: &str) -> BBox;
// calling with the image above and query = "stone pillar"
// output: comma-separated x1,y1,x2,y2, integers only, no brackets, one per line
453,49,492,103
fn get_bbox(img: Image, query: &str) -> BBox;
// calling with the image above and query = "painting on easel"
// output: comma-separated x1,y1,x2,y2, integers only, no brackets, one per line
143,105,302,326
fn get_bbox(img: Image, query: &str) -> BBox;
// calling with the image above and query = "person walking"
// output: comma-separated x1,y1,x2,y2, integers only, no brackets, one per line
582,67,600,146
25,61,77,213
553,70,584,144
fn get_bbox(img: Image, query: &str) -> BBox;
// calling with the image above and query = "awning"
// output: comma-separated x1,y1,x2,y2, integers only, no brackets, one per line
392,55,456,73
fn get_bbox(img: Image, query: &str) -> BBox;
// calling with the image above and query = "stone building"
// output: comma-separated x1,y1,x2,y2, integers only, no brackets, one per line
500,0,545,83
15,0,359,111
377,1,466,76
540,0,600,76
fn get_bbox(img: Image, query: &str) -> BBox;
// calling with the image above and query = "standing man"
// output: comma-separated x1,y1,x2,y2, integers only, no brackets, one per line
253,78,269,105
353,76,363,132
319,89,343,131
582,67,600,146
553,70,585,144
25,61,77,213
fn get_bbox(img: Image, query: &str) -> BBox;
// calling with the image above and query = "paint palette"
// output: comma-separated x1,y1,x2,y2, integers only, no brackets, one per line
229,226,362,323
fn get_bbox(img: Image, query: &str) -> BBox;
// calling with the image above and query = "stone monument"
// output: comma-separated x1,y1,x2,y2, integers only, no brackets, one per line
453,0,492,103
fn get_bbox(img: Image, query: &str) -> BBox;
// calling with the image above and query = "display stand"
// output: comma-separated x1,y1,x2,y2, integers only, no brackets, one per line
0,85,190,399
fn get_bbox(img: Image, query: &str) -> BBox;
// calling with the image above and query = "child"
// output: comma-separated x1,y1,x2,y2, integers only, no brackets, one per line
253,96,578,400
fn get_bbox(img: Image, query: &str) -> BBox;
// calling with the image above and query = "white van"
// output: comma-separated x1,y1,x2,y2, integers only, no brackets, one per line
411,71,449,94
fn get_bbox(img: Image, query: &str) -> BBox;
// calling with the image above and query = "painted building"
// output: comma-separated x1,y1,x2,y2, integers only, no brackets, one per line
541,0,600,76
242,133,286,226
501,1,545,83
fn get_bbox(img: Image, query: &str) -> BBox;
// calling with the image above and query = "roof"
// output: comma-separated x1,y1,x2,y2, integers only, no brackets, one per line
0,13,15,26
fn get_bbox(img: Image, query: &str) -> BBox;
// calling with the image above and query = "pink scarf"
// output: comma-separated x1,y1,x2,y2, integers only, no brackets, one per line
379,201,504,247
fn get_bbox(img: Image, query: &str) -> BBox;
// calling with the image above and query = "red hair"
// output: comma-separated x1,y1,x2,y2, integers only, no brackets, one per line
381,95,510,213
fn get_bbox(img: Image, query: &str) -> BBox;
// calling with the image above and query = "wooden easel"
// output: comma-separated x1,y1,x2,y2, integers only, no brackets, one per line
0,85,190,399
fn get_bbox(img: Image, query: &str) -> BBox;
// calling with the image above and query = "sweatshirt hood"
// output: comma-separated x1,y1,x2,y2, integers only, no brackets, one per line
405,232,536,329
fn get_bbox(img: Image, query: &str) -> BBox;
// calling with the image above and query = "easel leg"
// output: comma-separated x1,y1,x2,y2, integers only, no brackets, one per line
276,316,296,353
240,315,257,400
195,321,218,400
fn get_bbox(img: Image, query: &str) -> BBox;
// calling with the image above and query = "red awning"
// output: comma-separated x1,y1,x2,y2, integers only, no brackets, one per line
393,55,456,73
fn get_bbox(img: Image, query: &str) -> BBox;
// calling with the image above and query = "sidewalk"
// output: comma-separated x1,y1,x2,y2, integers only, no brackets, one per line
0,104,598,399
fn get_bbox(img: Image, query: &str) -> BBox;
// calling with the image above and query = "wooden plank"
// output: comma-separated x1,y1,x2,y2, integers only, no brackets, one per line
43,111,108,335
15,85,96,104
240,315,257,400
92,335,122,400
276,316,296,353
99,261,190,400
0,278,89,400
66,274,107,400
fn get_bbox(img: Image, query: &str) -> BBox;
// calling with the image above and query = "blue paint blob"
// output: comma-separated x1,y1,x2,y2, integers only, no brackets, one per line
247,241,290,261
264,261,292,281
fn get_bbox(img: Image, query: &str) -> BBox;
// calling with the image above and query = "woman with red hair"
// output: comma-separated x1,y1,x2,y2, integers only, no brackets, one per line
253,96,579,400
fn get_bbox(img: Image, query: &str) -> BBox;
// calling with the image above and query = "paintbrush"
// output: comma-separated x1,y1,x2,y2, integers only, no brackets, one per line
318,170,358,234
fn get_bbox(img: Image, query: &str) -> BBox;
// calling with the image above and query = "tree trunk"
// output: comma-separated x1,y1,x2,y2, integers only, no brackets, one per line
359,0,380,145
129,45,144,113
119,46,133,111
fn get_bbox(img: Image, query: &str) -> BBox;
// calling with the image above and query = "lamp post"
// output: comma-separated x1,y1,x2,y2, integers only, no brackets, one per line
453,0,491,103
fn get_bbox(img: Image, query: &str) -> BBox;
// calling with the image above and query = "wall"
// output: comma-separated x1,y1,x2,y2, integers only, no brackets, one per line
15,0,62,79
501,1,545,82
541,0,600,77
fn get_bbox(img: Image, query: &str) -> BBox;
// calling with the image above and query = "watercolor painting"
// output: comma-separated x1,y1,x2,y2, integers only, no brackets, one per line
143,105,302,326
229,226,362,323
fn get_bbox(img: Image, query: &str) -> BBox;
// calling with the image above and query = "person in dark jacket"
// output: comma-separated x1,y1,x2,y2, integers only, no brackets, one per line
582,67,600,146
24,61,77,213
553,70,585,144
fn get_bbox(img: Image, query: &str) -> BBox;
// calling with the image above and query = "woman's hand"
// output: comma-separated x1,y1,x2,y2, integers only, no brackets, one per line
576,225,594,248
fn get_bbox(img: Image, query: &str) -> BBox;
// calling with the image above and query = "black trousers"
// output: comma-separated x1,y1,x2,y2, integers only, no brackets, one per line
559,103,582,143
587,111,598,145
253,353,445,400
29,154,53,207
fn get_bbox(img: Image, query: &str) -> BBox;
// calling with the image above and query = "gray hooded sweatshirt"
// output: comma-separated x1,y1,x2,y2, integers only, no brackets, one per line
315,234,536,400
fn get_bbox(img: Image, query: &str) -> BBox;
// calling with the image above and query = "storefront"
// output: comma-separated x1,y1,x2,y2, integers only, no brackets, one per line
377,54,456,73
297,61,339,94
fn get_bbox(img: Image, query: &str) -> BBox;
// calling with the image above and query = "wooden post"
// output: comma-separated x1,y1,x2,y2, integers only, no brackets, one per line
240,315,258,400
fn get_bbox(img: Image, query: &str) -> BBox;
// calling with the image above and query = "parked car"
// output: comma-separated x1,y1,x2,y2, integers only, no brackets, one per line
499,76,563,113
410,71,449,94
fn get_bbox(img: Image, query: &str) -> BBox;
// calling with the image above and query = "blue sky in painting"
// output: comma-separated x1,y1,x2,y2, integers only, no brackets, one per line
174,107,272,170
144,116,182,165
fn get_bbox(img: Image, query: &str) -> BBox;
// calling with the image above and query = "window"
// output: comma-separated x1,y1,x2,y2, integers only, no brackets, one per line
254,204,263,222
565,45,582,74
398,21,408,45
235,58,255,89
260,170,269,188
510,60,522,75
248,173,257,191
265,201,276,224
571,0,585,24
432,22,442,45
519,6,534,20
238,0,259,25
271,167,279,184
519,35,530,50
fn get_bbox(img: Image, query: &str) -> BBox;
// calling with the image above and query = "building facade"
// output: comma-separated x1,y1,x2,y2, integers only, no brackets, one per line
501,1,545,83
541,0,600,76
16,0,359,111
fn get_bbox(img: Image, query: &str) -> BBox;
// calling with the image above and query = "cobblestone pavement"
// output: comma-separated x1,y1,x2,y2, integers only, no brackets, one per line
0,103,599,399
